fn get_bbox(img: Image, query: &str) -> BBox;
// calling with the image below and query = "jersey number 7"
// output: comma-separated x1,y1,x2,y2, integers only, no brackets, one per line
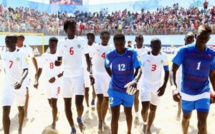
9,60,13,68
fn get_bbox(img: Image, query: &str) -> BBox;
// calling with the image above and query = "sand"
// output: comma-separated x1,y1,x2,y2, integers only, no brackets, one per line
0,57,215,134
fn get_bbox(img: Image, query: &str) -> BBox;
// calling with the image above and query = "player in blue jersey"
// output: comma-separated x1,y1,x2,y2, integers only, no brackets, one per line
105,33,142,134
170,32,195,121
171,24,215,134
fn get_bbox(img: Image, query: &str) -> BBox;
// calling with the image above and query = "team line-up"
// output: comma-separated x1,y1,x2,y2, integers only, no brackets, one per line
1,19,215,134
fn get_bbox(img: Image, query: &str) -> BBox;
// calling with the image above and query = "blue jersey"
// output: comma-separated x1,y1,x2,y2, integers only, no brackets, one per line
105,48,141,92
172,44,215,95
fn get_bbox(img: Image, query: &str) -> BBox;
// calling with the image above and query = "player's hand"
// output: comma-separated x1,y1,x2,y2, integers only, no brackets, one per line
125,80,137,95
173,92,181,102
210,91,215,104
55,60,62,66
89,75,95,85
14,82,22,90
33,80,39,89
157,84,166,96
49,77,56,83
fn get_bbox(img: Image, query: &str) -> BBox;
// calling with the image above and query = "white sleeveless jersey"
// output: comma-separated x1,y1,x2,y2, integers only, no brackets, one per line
90,43,114,75
1,49,29,86
39,52,61,80
56,36,89,77
140,51,169,83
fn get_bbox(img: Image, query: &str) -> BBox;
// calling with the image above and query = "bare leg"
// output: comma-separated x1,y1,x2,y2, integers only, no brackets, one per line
182,112,192,134
102,97,109,125
141,101,150,133
84,87,90,107
51,99,58,129
75,95,85,132
197,111,208,134
134,90,140,124
3,106,11,134
96,94,103,130
24,88,29,119
111,105,120,134
146,104,157,134
124,106,133,134
64,98,75,127
18,106,25,134
177,101,181,121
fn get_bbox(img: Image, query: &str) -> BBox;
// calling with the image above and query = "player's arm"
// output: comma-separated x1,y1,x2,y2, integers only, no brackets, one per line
134,66,142,83
85,53,92,73
14,68,28,89
170,49,184,102
157,66,169,96
32,57,38,71
125,51,142,95
55,56,62,66
104,53,112,77
34,68,43,89
28,46,38,71
105,65,112,77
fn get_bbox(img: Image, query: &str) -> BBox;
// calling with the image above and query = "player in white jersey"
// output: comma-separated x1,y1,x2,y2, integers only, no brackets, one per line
133,35,150,125
84,33,96,113
16,35,38,119
140,38,169,134
88,31,113,132
1,35,29,134
171,32,195,121
54,19,92,134
34,37,63,129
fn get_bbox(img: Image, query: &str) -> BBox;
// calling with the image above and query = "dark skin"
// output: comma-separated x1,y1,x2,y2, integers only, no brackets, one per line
34,40,63,129
134,35,144,118
105,39,142,134
171,30,213,134
85,34,96,109
54,23,92,132
141,41,169,134
3,36,28,134
17,36,38,119
86,33,111,130
172,34,194,120
135,36,144,49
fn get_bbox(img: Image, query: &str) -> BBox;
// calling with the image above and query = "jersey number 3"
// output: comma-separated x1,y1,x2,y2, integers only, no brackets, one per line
151,64,157,71
101,52,106,59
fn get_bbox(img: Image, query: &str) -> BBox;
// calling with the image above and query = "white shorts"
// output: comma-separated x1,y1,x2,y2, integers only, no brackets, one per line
23,77,30,89
2,85,26,106
62,76,84,98
84,69,91,88
45,79,61,99
140,81,162,106
94,74,110,97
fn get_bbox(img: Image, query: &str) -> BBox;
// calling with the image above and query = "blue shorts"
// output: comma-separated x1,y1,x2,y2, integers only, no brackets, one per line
181,98,210,114
108,88,134,107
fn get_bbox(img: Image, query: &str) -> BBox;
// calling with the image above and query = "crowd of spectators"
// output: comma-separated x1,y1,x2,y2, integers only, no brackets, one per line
0,2,215,36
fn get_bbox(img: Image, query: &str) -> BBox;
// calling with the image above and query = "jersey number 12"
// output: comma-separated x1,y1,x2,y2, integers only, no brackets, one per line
118,64,125,71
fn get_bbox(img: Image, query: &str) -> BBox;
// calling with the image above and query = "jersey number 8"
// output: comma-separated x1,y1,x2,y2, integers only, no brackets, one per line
50,62,54,69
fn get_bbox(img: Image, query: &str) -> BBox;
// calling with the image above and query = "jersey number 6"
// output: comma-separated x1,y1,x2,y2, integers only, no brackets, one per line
69,47,74,55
